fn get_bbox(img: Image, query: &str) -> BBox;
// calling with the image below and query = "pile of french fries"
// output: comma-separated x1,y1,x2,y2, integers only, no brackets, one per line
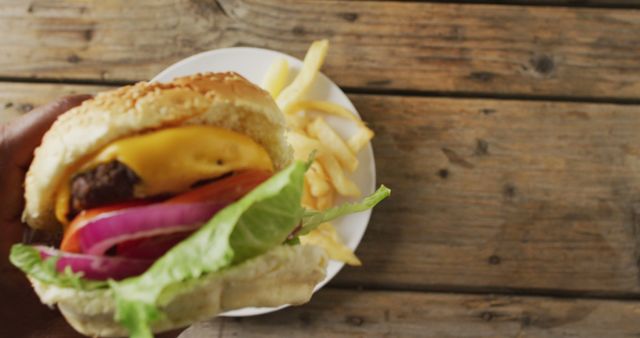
262,40,374,266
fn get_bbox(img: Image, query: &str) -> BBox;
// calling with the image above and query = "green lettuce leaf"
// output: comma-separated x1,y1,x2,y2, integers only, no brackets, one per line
110,160,308,338
298,185,391,236
10,244,108,290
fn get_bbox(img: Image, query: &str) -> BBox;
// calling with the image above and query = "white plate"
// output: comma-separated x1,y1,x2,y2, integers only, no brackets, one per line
152,48,376,317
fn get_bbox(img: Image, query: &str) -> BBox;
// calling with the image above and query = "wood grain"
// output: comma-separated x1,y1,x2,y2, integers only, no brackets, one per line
338,94,640,295
181,288,640,338
0,1,639,99
4,82,640,296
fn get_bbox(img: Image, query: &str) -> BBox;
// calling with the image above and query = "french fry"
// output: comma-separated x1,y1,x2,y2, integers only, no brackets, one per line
306,162,331,197
285,100,360,124
287,130,321,161
347,125,374,154
285,113,309,132
285,100,375,155
300,223,362,266
311,158,330,181
307,118,358,172
262,58,289,98
302,179,316,209
315,191,334,211
289,131,332,197
277,39,329,111
318,151,360,197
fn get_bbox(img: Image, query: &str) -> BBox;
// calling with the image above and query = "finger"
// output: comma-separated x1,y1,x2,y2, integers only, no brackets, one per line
0,125,29,223
0,95,91,223
6,94,92,167
0,166,24,224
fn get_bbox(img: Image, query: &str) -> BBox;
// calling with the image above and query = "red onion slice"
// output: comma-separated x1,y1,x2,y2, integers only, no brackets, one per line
116,230,193,260
35,246,152,281
79,202,225,256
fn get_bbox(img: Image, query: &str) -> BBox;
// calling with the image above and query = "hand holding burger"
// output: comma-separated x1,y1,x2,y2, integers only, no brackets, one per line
0,95,92,338
8,73,389,337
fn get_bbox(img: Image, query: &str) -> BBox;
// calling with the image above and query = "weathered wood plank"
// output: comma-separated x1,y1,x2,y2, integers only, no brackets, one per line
181,288,640,338
383,0,640,6
511,0,640,4
4,82,640,295
339,94,640,294
0,1,639,99
3,287,640,337
0,82,108,124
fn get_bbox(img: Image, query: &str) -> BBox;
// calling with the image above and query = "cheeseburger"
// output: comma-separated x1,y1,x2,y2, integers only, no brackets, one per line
10,72,388,337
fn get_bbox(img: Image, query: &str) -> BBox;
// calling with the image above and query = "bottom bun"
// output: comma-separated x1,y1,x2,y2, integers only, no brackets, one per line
30,245,328,337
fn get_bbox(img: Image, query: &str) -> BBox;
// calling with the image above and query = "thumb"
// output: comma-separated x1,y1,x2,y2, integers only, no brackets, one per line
0,94,92,236
5,94,92,167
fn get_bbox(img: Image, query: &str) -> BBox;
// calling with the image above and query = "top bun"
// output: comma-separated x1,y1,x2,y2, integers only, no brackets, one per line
24,72,292,230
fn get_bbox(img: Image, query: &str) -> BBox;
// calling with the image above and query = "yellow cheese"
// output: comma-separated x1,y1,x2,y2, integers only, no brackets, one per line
54,182,71,227
54,126,273,224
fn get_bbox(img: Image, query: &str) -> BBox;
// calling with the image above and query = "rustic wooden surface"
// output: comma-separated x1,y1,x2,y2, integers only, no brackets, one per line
2,0,640,337
181,289,640,338
1,1,640,99
339,95,640,295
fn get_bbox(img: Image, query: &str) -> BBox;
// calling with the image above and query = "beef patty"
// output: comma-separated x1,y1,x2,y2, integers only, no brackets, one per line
67,161,233,221
69,161,140,217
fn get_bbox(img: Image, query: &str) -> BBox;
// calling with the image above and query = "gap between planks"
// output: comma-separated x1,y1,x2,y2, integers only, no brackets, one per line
328,282,640,302
1,77,640,106
354,0,640,10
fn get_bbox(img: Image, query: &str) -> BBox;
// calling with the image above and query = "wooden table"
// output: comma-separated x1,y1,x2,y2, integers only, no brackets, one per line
2,1,640,337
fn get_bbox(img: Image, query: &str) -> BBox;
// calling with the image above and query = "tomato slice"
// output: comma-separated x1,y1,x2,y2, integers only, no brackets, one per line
166,170,271,204
60,170,272,253
60,200,151,253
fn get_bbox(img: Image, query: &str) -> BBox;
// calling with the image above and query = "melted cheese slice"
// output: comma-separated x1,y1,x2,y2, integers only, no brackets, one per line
55,126,273,224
